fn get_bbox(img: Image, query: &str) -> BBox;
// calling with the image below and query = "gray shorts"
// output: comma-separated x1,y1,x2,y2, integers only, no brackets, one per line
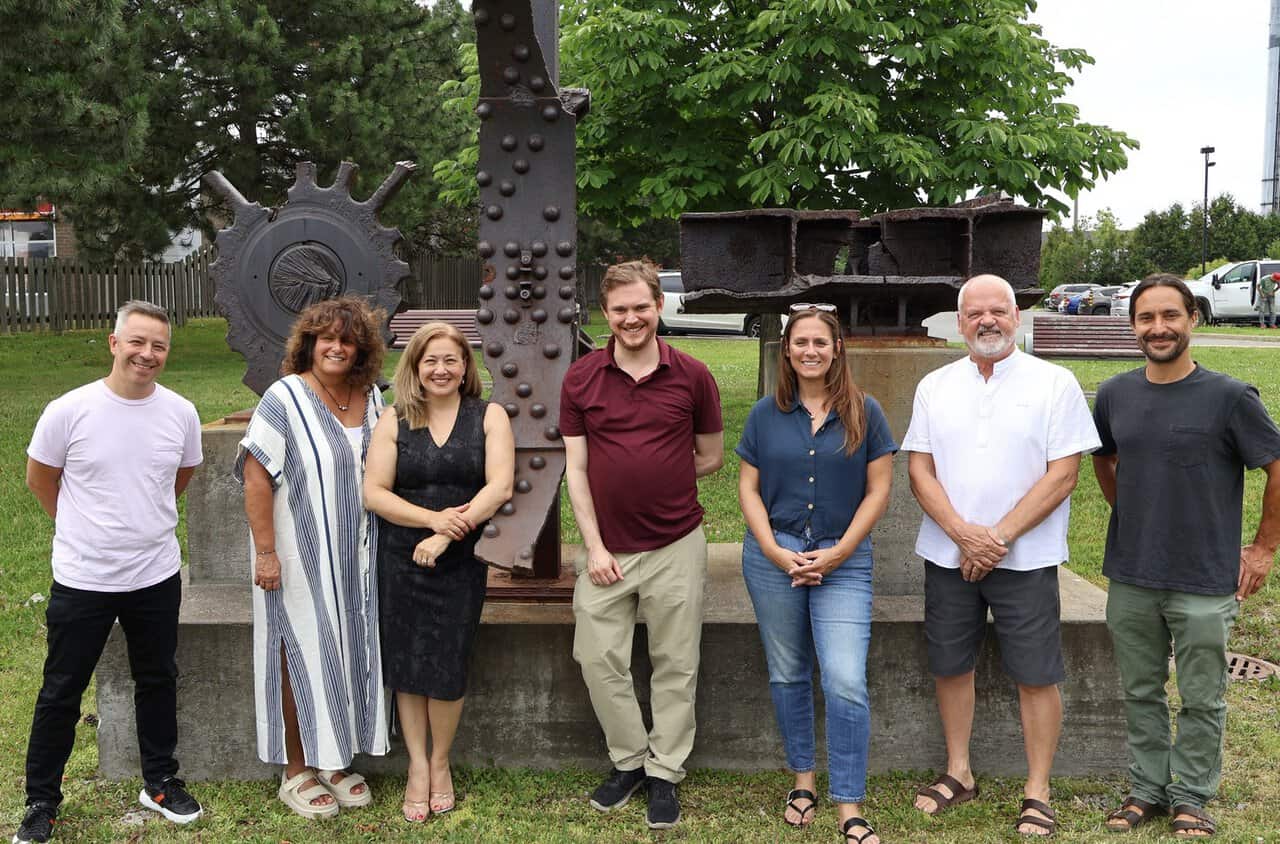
923,562,1065,687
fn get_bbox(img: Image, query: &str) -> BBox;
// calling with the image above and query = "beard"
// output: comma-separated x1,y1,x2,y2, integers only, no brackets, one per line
1138,330,1190,363
967,328,1014,358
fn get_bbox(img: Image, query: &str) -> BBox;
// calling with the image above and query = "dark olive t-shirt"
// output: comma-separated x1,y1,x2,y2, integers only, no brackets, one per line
1093,364,1280,595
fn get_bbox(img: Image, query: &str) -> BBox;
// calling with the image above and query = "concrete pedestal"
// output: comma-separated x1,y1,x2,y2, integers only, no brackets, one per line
97,547,1124,780
97,345,1127,780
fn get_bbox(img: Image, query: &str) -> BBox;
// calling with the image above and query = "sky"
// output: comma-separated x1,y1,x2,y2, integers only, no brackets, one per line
1029,0,1275,228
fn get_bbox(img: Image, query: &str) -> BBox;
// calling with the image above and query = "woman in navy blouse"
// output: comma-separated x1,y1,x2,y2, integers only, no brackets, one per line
737,305,897,844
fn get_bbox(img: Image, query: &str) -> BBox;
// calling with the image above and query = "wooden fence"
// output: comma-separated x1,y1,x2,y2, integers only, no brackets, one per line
1,248,608,335
1,249,217,334
404,254,608,311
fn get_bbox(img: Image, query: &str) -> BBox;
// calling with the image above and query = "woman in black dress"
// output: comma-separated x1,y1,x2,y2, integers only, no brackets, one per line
364,322,514,822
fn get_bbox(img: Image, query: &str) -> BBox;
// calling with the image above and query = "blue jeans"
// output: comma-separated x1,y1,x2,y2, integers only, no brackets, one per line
742,529,873,803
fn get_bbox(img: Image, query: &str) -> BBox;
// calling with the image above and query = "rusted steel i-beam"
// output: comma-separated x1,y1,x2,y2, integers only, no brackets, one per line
470,0,589,581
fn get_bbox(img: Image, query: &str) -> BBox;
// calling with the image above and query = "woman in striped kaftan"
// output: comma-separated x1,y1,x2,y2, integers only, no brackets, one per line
238,297,389,819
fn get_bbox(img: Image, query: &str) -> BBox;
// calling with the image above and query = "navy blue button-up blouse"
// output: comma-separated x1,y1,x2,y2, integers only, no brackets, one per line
736,394,897,549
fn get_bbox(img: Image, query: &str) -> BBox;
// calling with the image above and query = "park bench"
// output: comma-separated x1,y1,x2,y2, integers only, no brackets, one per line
388,308,480,349
1029,314,1142,359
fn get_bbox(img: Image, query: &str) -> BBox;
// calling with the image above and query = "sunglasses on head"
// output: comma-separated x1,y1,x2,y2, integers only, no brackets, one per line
788,302,837,313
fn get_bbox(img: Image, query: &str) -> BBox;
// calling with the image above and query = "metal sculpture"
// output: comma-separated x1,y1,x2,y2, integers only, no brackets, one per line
679,196,1046,331
204,161,416,395
470,0,588,578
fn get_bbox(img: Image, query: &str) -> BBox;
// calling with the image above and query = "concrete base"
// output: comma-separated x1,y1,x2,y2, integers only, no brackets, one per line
97,544,1126,781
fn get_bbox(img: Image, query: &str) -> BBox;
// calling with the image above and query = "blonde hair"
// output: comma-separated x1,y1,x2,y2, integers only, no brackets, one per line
392,322,481,429
599,258,662,307
775,309,865,455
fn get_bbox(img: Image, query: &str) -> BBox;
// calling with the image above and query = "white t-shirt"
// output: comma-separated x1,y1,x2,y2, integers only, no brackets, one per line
900,349,1100,571
27,380,203,591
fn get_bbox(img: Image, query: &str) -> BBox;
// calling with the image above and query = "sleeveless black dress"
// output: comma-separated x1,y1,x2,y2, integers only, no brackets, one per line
377,397,489,700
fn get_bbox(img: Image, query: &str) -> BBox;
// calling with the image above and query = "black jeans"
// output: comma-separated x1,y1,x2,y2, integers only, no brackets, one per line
24,573,181,806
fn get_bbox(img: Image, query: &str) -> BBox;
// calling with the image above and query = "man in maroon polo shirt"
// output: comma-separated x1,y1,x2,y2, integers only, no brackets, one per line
560,259,724,830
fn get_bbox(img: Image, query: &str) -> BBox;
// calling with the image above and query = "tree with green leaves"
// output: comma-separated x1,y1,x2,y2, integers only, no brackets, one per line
0,0,148,216
7,0,475,263
1040,210,1145,290
437,0,1136,229
1128,195,1280,279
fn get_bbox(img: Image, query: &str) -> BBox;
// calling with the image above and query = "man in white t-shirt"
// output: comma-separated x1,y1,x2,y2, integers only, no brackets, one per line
14,301,204,844
900,275,1100,838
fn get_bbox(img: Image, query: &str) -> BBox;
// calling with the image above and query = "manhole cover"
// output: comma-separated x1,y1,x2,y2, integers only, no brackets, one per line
1226,652,1279,681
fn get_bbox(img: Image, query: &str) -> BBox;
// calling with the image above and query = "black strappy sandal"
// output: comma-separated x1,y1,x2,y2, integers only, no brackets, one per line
783,788,816,828
841,816,877,843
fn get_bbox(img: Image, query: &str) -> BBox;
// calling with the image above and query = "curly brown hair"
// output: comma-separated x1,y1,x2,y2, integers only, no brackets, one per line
281,296,386,390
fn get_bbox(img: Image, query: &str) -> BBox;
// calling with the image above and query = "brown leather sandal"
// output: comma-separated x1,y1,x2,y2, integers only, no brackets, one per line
915,773,979,815
1105,796,1165,832
1016,798,1056,837
1171,804,1216,838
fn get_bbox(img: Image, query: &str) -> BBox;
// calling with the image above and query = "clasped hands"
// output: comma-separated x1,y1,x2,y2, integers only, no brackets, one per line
414,504,473,568
770,545,845,587
953,522,1008,582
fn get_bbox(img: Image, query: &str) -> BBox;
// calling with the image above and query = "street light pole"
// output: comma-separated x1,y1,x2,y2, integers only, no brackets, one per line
1201,145,1216,275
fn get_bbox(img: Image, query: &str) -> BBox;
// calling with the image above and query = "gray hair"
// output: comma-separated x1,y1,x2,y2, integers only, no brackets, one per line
957,274,1017,313
114,300,171,336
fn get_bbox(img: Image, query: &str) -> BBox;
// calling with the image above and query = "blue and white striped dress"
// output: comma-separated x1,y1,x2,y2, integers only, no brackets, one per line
236,374,389,768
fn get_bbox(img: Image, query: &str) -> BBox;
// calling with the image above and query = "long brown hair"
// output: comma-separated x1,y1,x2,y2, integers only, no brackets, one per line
281,296,386,390
393,322,482,430
774,309,865,455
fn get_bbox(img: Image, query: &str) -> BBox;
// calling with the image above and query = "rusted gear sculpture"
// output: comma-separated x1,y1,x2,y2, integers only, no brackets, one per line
470,0,588,575
204,161,416,395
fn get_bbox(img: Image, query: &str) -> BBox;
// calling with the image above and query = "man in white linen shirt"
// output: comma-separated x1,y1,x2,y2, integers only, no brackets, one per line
900,275,1100,838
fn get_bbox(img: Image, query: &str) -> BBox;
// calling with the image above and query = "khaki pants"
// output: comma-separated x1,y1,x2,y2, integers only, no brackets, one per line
572,526,707,783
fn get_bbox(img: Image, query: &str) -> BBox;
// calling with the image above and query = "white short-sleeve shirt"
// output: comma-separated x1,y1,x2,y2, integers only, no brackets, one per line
900,349,1100,571
27,380,203,591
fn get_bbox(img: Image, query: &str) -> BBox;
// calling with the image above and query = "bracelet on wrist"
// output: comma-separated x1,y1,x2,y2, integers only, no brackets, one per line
256,549,276,557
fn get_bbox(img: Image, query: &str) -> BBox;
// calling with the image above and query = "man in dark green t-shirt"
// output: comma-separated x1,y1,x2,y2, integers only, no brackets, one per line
1092,274,1280,837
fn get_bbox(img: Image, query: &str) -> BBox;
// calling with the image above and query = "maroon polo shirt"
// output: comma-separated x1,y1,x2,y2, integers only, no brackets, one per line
560,337,723,552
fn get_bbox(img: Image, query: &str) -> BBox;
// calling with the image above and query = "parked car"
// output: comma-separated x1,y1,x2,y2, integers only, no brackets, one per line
1044,283,1099,311
1109,281,1140,319
1076,285,1123,316
658,271,761,336
1185,260,1280,325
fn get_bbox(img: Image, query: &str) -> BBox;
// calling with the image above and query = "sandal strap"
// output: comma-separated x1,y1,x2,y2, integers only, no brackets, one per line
1017,814,1055,831
280,769,318,791
1170,804,1216,835
1020,798,1056,819
319,769,367,792
280,772,331,802
1106,807,1142,825
842,816,875,843
785,788,817,815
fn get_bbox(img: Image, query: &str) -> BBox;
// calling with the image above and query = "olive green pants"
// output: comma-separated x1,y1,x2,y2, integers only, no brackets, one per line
1105,581,1239,809
572,526,707,783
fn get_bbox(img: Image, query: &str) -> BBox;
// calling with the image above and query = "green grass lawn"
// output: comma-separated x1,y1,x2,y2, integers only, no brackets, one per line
1,321,1278,842
1196,323,1280,340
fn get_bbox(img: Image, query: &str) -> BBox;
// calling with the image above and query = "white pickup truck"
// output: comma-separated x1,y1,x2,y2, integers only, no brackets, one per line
1186,260,1280,324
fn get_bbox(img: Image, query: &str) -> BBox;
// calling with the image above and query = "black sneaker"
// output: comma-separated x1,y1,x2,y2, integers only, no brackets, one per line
645,777,681,829
12,803,56,844
588,767,646,812
139,776,202,824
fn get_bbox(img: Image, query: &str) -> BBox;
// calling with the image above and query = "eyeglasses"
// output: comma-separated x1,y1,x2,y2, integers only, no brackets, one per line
788,302,837,313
